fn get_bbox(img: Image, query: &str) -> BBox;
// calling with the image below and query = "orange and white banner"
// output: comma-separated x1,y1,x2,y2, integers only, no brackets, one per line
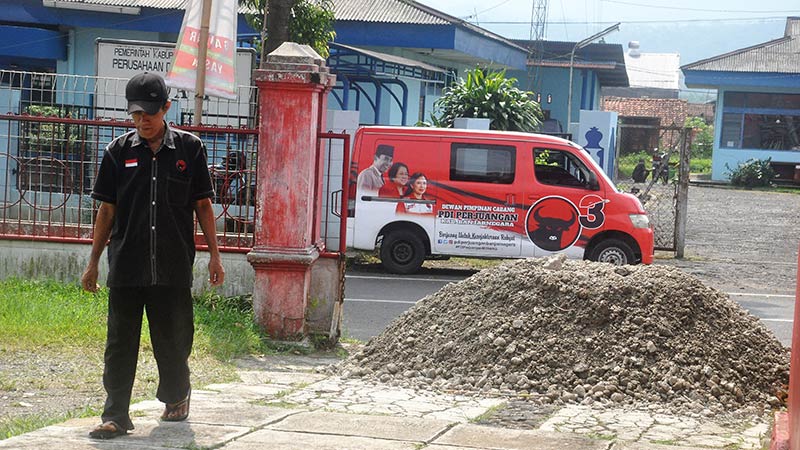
166,0,238,100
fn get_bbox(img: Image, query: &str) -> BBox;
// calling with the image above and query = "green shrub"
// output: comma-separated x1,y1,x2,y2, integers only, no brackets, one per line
429,68,542,132
726,158,776,187
689,158,712,174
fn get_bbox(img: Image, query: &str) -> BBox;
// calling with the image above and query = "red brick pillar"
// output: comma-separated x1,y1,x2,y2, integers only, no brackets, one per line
247,43,335,340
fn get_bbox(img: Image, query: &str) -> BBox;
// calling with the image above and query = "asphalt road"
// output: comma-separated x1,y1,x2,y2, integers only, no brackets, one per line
342,271,463,341
732,292,795,346
342,185,799,347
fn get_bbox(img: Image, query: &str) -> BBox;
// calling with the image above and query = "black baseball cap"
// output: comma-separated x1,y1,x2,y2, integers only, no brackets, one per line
125,72,169,115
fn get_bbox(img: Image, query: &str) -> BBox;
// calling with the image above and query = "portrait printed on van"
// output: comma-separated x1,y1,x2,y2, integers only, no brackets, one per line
356,144,394,197
396,172,434,214
378,162,409,198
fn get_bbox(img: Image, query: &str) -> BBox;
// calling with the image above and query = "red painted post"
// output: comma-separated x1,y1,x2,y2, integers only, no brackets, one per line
771,245,799,450
790,245,800,449
247,43,335,340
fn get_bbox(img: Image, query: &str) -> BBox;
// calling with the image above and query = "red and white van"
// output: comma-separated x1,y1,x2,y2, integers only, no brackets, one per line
347,126,653,274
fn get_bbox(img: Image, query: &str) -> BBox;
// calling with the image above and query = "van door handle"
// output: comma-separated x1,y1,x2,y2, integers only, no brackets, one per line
331,190,342,217
505,194,515,205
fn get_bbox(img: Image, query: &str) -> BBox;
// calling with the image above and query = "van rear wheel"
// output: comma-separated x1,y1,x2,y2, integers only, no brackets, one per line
380,230,425,274
589,239,635,265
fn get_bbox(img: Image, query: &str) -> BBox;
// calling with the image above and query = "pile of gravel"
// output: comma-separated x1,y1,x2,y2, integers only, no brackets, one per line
341,256,789,412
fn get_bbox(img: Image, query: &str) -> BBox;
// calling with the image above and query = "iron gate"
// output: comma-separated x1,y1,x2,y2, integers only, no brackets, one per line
0,70,259,252
613,124,691,254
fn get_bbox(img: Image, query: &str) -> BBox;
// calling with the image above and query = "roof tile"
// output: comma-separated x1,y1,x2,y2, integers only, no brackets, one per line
603,96,689,127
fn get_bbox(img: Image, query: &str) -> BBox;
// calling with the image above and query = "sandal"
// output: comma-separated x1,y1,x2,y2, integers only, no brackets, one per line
88,420,127,439
161,390,191,422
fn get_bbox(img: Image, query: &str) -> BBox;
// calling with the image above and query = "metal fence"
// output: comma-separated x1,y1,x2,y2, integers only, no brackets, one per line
613,125,691,252
0,70,259,252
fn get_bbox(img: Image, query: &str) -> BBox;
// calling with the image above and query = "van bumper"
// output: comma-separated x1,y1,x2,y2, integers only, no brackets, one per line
636,227,655,264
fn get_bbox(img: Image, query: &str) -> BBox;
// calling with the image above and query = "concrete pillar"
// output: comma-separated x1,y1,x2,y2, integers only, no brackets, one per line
247,42,335,340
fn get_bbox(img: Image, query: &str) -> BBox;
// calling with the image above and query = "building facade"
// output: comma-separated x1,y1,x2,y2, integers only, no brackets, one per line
682,17,800,182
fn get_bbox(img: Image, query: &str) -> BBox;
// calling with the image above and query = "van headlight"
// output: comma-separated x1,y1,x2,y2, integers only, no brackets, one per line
629,214,650,229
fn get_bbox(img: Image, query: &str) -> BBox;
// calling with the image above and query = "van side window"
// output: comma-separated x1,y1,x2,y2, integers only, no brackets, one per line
450,144,516,184
534,148,593,188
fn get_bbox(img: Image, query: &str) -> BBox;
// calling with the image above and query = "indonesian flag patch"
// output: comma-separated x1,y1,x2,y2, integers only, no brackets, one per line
125,159,138,168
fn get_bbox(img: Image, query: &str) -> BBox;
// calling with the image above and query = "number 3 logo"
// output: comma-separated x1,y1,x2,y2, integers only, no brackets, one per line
579,195,606,229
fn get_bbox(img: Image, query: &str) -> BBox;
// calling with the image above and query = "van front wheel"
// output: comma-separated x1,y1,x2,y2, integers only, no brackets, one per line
588,239,635,265
380,230,426,274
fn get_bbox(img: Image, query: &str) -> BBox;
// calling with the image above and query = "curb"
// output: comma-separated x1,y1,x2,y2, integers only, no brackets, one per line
770,411,789,450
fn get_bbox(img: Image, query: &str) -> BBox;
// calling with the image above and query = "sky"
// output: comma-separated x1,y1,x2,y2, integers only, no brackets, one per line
417,0,800,64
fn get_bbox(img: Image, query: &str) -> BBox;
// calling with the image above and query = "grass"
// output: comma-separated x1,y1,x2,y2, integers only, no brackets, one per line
469,402,507,423
1,405,101,440
617,150,711,180
0,280,271,358
0,279,107,349
0,278,316,440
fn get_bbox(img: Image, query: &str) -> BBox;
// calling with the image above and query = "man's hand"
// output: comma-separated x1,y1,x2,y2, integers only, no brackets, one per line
81,202,114,294
195,198,225,287
81,264,100,293
208,256,225,286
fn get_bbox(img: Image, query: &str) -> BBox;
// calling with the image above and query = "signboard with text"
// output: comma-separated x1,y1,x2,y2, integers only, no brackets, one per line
95,38,254,124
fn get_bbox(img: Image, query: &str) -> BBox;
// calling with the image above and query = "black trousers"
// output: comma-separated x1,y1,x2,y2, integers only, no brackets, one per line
101,286,194,430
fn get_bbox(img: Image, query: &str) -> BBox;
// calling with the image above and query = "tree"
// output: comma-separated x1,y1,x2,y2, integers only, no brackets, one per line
429,68,542,132
264,0,293,58
684,116,714,159
241,0,336,64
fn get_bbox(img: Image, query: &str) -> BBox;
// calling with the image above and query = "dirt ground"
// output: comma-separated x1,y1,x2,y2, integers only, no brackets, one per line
0,184,797,437
660,185,799,295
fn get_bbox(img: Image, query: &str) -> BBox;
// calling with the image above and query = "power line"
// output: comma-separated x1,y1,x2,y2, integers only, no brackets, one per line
459,0,516,20
601,0,800,14
470,16,791,25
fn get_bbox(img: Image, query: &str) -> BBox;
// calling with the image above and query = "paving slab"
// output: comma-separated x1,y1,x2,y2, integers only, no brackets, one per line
433,423,610,450
0,416,250,449
611,442,714,450
127,391,302,428
202,382,289,399
221,429,418,450
269,410,453,441
426,446,492,450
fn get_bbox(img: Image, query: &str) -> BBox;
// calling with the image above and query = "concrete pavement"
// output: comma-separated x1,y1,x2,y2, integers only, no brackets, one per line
0,351,772,449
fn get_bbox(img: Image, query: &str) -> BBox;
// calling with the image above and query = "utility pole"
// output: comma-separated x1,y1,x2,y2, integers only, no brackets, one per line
527,0,548,94
193,0,212,125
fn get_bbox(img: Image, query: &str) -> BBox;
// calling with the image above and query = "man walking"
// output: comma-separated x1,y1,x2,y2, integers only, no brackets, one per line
81,72,225,439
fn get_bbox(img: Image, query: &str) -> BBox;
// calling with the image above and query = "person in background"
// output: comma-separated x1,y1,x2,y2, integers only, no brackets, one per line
652,149,669,184
396,172,433,214
378,162,409,198
81,72,225,440
632,158,648,183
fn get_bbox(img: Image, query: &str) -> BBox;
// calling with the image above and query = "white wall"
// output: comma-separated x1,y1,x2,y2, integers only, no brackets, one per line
0,240,254,297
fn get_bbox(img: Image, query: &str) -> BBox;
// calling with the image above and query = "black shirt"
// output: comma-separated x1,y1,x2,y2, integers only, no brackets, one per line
92,124,214,287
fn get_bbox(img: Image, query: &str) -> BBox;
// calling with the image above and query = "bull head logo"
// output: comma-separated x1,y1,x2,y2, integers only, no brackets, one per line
531,207,577,251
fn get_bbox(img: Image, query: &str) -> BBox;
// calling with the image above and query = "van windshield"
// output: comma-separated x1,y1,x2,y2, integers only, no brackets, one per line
578,148,619,192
